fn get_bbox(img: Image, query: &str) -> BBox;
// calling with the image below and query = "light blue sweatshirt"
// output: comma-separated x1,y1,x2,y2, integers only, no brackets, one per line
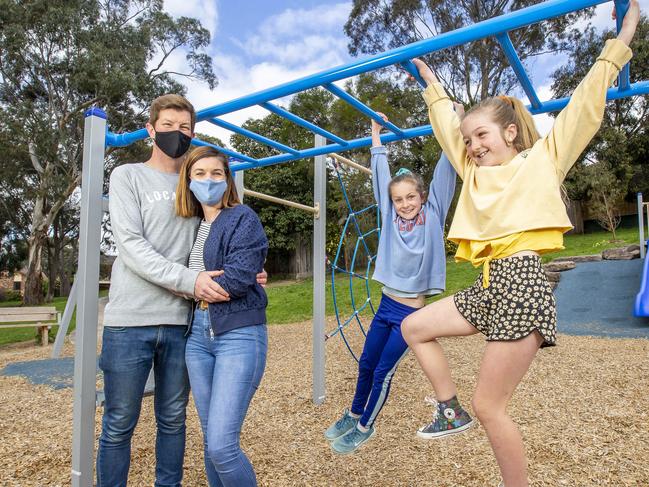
371,146,457,295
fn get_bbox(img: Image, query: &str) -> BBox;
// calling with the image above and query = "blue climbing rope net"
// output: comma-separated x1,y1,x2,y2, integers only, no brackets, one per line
327,156,380,362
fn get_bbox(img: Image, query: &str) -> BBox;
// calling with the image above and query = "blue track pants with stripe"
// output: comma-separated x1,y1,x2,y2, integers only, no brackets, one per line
350,293,417,428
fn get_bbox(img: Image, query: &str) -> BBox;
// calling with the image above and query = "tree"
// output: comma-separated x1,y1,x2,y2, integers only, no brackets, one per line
551,16,649,227
0,0,216,304
345,0,592,104
586,161,625,239
230,91,328,275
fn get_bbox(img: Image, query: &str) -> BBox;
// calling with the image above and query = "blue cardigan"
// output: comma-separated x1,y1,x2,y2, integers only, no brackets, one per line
200,204,268,335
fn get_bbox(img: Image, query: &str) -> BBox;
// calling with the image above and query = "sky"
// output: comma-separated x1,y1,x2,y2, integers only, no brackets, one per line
161,0,648,145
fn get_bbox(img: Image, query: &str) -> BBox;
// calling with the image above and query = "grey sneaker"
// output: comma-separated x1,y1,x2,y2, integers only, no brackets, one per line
324,409,359,440
416,395,474,439
331,425,375,454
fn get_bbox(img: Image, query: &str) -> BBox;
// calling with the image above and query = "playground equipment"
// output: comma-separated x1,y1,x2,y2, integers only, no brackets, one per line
70,1,646,485
327,153,379,362
634,192,649,316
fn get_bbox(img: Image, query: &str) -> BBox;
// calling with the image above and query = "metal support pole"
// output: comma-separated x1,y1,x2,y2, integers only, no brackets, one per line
71,109,106,487
329,153,372,175
235,170,244,203
638,193,645,259
313,135,327,405
243,188,319,216
51,278,78,358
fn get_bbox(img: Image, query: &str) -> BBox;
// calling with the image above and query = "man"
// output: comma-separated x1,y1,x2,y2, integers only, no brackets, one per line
98,94,265,487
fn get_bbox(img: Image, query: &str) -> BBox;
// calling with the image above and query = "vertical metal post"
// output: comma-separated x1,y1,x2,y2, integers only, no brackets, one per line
313,135,327,404
614,0,631,91
638,193,645,259
71,108,106,487
234,169,245,202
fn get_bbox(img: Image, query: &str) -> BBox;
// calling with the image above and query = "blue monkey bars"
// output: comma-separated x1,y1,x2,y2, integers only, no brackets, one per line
103,0,646,171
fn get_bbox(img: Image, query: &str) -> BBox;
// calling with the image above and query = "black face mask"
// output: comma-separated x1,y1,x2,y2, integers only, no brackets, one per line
154,130,192,158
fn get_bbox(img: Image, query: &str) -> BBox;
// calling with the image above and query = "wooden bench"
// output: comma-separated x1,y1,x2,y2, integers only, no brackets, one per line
0,306,60,346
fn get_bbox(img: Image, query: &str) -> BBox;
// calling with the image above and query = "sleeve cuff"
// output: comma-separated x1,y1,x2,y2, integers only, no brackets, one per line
370,146,387,154
180,269,201,296
598,39,633,70
422,82,450,106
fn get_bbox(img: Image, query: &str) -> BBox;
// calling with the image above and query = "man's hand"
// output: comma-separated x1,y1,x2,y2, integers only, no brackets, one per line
256,269,268,288
194,270,230,303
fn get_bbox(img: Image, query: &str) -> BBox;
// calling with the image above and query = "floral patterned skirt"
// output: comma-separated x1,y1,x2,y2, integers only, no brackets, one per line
453,255,556,347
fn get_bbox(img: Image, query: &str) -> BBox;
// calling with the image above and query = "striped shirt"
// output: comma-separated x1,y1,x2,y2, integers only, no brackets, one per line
189,220,211,272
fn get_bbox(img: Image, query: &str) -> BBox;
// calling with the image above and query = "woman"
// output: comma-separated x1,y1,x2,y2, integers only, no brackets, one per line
175,146,268,487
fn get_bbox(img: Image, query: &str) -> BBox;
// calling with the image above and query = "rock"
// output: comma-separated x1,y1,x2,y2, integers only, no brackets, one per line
544,261,576,272
602,247,640,260
553,254,602,263
626,244,641,253
545,271,561,283
550,280,558,291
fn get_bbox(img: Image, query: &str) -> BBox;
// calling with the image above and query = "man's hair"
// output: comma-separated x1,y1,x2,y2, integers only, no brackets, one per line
149,94,196,131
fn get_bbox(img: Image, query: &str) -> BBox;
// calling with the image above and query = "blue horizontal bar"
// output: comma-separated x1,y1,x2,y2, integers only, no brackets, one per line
190,139,258,164
231,79,649,172
528,80,649,114
231,125,433,172
106,128,148,147
324,83,405,136
260,102,349,146
496,33,542,109
614,0,631,91
207,117,300,155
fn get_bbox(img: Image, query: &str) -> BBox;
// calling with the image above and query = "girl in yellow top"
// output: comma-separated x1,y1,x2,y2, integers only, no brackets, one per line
402,3,640,486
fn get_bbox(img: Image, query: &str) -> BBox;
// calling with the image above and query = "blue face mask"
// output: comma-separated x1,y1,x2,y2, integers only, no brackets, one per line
189,178,228,206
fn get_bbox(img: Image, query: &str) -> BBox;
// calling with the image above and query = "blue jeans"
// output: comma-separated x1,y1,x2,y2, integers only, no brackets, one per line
351,294,416,428
185,308,267,487
97,325,190,487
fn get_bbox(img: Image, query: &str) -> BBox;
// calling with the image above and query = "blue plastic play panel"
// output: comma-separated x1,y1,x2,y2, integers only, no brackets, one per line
1,357,99,390
555,259,649,339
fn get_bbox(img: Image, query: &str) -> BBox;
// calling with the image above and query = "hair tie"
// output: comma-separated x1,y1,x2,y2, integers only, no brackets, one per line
395,168,412,177
498,95,514,108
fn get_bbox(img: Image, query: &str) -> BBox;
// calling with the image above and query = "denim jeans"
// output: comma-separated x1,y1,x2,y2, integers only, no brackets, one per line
97,325,190,487
185,308,267,487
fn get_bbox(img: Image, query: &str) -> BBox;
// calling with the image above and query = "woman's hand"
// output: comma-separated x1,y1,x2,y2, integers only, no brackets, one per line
615,0,640,46
411,58,438,86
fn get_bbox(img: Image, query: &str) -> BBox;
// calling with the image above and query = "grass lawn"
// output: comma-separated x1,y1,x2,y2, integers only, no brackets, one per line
0,227,641,345
267,226,641,324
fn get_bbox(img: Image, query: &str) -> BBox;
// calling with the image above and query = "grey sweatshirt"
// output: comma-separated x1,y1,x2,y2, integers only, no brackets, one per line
103,163,199,327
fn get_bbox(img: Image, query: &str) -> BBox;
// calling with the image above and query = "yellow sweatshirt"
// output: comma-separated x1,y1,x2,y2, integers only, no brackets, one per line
423,39,632,284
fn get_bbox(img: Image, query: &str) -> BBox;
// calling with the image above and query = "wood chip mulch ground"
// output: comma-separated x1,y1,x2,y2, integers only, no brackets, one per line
1,320,648,486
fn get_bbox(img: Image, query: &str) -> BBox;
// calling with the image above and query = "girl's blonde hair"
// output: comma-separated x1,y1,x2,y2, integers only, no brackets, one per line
465,95,540,152
175,146,240,218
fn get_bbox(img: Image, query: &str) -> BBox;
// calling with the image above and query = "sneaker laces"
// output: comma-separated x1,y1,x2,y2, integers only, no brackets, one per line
424,395,439,424
335,409,353,428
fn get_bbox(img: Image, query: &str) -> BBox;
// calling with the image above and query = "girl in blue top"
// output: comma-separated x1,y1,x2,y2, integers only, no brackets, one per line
325,113,459,454
176,146,268,487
